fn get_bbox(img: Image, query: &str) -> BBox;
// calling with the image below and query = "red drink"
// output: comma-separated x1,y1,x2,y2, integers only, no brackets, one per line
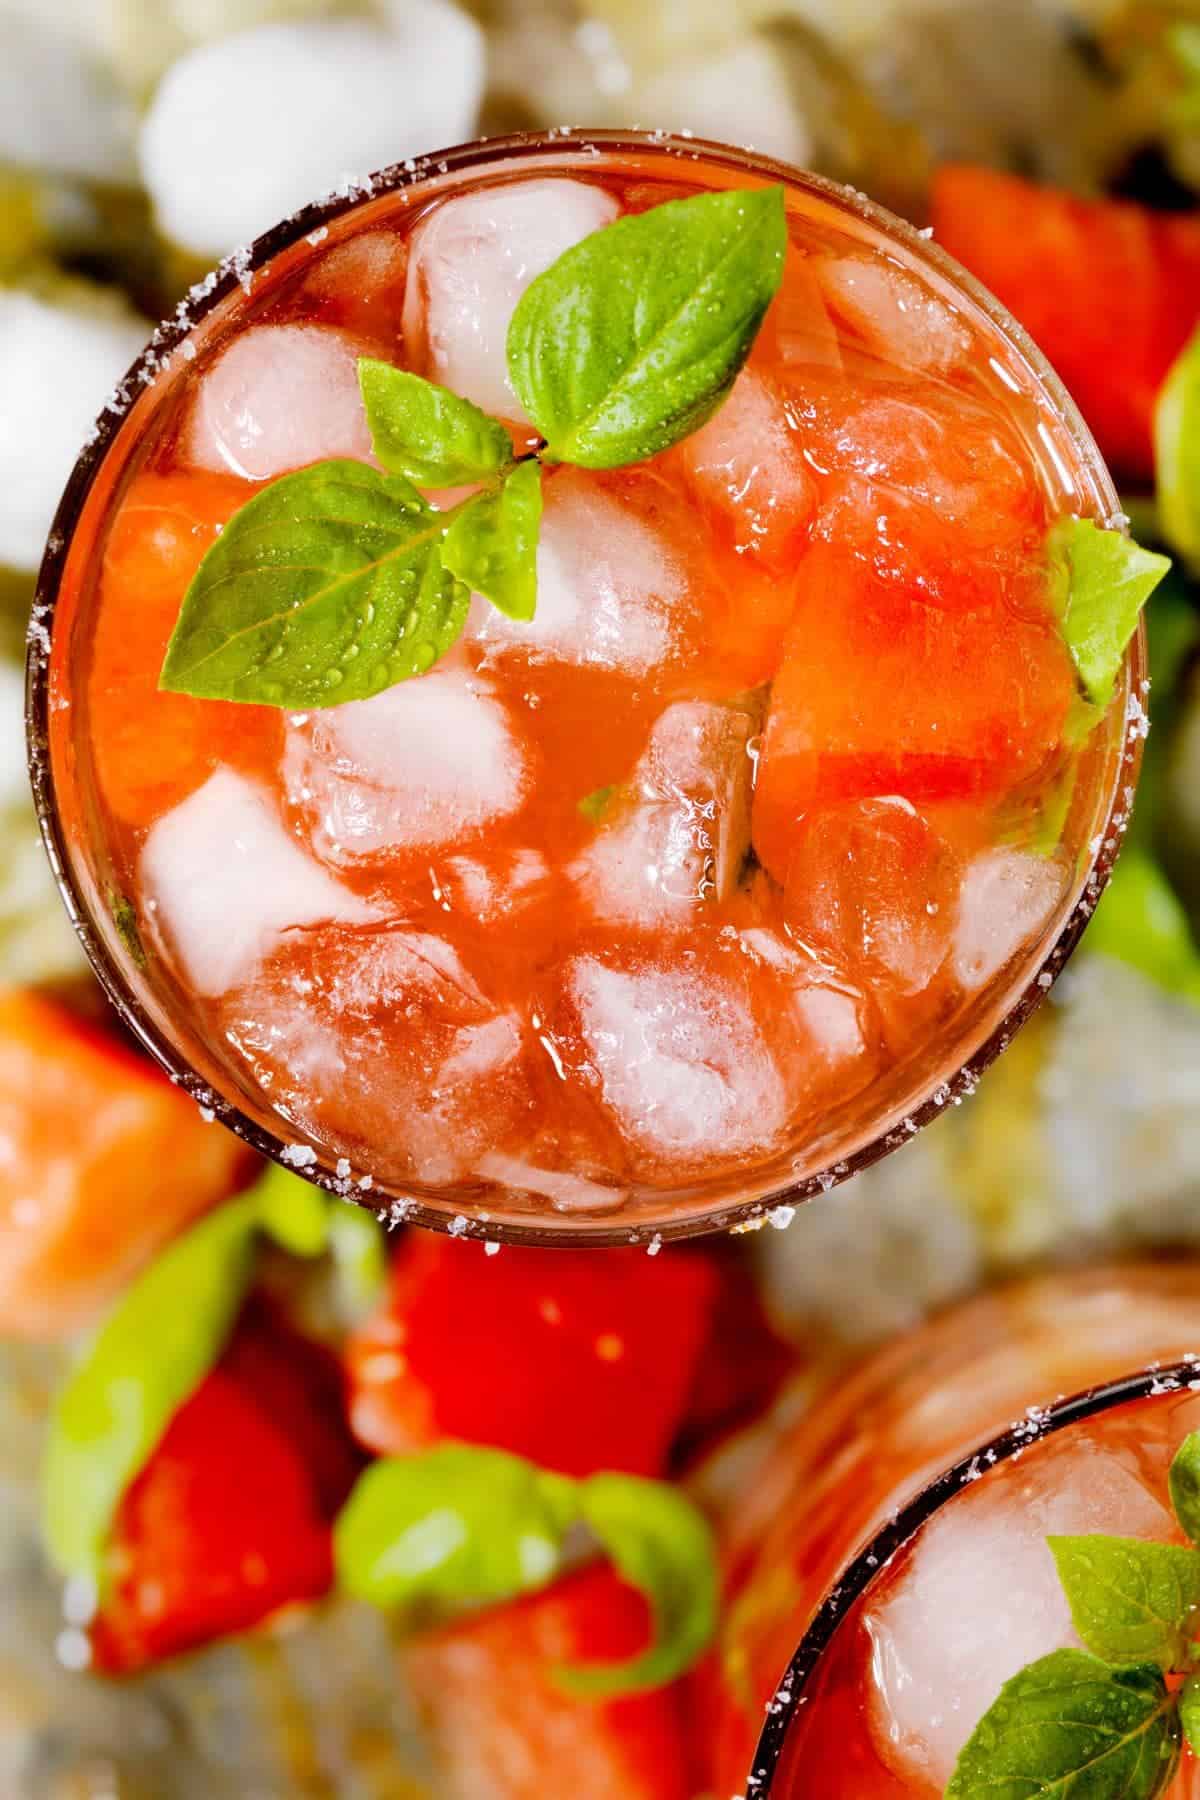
30,134,1143,1240
709,1265,1200,1796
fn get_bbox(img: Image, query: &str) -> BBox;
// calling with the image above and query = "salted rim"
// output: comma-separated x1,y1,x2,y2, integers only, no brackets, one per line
25,128,1147,1247
744,1356,1200,1796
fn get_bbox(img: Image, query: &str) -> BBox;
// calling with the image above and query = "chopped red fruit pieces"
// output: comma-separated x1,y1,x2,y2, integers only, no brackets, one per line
931,165,1200,481
346,1233,718,1479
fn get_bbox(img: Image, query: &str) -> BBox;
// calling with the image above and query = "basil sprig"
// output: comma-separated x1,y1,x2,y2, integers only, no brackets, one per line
41,1166,383,1586
159,186,787,711
1050,516,1169,707
334,1444,718,1696
948,1429,1200,1797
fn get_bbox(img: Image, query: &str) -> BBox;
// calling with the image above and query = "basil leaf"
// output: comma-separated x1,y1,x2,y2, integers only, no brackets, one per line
1155,323,1200,573
946,1651,1180,1800
42,1194,260,1583
507,186,787,470
1048,1535,1200,1669
442,459,542,621
1050,517,1170,706
333,1444,579,1623
1170,1432,1200,1546
559,1474,718,1697
1181,1672,1200,1755
327,1202,387,1317
1087,849,1200,1007
578,783,618,823
359,360,514,486
159,461,470,709
254,1163,330,1258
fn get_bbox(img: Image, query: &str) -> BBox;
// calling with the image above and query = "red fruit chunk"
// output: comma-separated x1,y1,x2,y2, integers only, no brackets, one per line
931,165,1200,481
0,989,253,1340
91,1305,360,1674
346,1233,718,1479
90,469,282,829
402,1564,692,1800
752,545,1074,880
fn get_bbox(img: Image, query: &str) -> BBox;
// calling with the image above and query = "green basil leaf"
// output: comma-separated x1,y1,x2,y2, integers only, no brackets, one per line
558,1473,718,1697
1170,1432,1200,1547
578,783,618,823
441,458,542,621
159,460,470,709
1087,849,1200,1007
333,1444,579,1623
1155,324,1200,573
507,186,787,470
254,1162,330,1257
359,360,514,486
327,1201,388,1317
1048,1535,1200,1669
1050,516,1170,707
42,1194,260,1584
946,1651,1180,1800
1180,1672,1200,1755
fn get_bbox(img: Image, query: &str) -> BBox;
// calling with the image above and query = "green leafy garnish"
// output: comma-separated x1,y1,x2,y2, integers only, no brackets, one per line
41,1166,384,1584
359,361,514,486
1050,517,1170,707
946,1652,1179,1800
1155,324,1200,574
1048,1536,1200,1670
42,1193,261,1584
578,783,618,823
442,457,542,621
332,1444,718,1696
562,1473,718,1696
159,462,470,708
506,186,787,470
1087,847,1200,1006
1170,1432,1200,1546
949,1431,1200,1797
159,187,788,709
106,887,147,970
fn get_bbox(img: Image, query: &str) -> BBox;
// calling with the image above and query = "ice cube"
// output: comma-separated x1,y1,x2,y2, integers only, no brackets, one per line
224,922,528,1183
680,369,817,563
475,1151,629,1214
468,472,685,676
953,848,1068,992
139,7,485,257
140,769,379,996
737,927,876,1104
817,254,971,374
567,954,788,1167
284,667,532,862
439,849,550,924
572,699,757,928
865,1430,1180,1788
186,324,373,481
403,179,618,421
770,246,843,369
0,285,146,571
783,799,959,997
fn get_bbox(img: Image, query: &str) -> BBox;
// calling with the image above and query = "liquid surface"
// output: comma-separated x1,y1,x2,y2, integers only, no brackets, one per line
51,150,1132,1224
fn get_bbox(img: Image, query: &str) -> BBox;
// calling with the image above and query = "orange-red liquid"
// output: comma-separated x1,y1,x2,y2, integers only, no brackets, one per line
50,150,1132,1222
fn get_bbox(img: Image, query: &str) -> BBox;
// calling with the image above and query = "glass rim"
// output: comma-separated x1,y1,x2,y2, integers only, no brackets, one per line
745,1355,1198,1795
25,127,1147,1248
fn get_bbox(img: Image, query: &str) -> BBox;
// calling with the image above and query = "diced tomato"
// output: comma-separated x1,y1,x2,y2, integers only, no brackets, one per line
346,1234,718,1479
675,1260,795,1467
751,544,1074,881
0,989,254,1339
402,1564,692,1800
91,1305,361,1674
90,469,282,829
930,165,1200,481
